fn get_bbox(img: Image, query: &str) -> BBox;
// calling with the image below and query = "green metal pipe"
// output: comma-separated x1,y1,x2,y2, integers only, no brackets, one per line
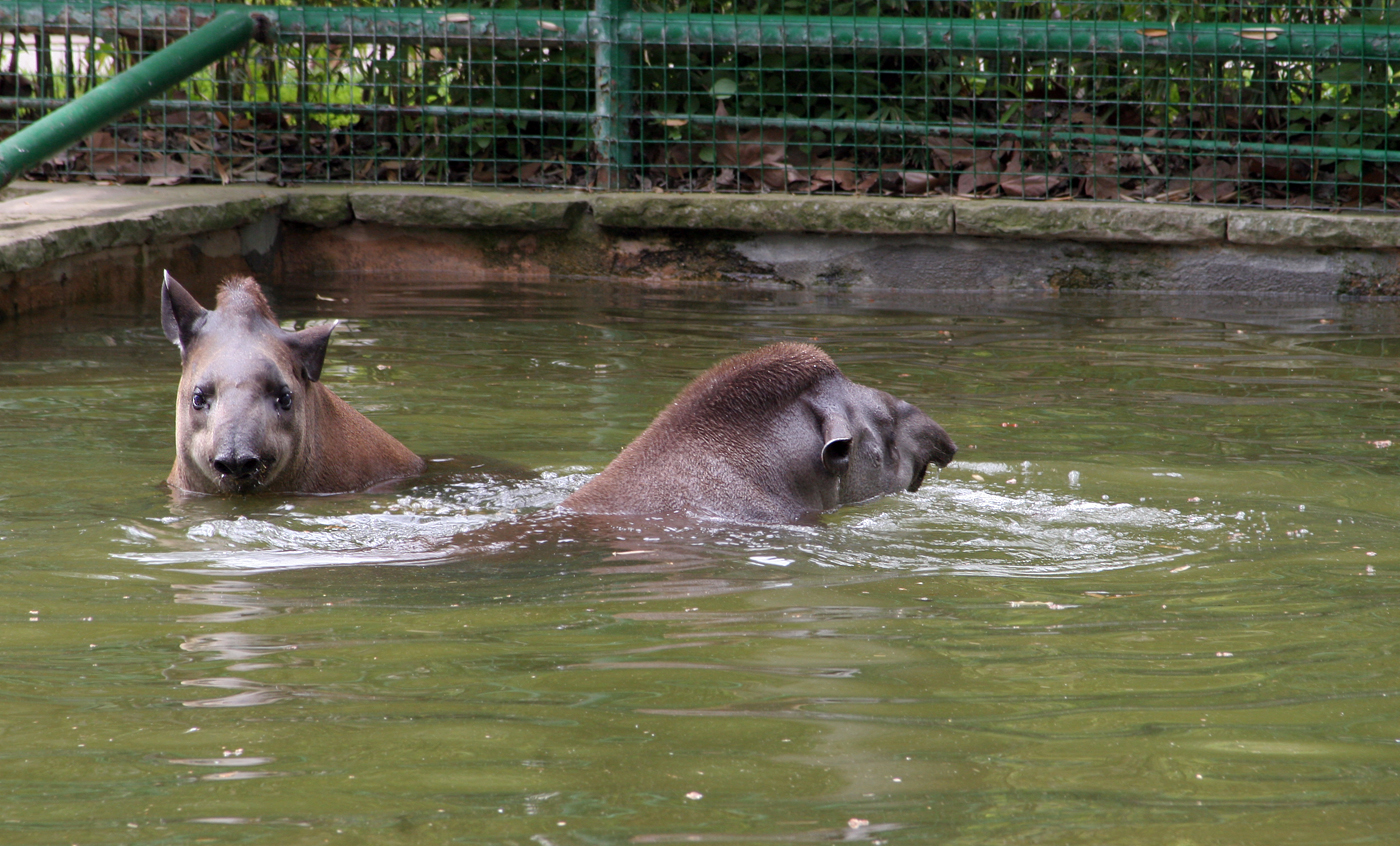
593,0,635,186
623,17,1400,62
3,3,1399,62
0,9,265,186
665,110,1400,166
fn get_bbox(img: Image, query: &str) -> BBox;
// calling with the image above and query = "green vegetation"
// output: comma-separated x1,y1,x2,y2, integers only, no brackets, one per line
3,0,1397,207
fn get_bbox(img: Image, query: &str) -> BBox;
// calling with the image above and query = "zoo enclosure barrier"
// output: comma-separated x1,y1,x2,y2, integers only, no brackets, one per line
0,1,1398,211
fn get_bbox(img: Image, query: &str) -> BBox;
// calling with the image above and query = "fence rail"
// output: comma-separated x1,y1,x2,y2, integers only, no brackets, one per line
1,1,1398,210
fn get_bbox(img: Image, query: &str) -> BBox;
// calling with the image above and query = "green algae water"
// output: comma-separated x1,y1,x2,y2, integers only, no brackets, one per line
4,279,1400,845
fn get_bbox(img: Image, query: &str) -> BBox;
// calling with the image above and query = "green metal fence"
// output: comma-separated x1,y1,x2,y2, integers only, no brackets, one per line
1,1,1398,210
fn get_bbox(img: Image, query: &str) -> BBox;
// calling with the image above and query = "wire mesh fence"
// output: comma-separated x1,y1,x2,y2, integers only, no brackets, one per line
1,0,1398,210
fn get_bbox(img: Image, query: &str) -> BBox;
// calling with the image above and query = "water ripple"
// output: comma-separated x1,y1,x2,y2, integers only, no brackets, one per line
115,463,1226,578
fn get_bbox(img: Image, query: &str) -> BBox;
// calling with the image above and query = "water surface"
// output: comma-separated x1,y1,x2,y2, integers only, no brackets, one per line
4,280,1400,844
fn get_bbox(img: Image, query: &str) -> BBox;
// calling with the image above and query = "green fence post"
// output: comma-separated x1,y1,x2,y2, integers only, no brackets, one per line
593,0,634,188
0,9,267,187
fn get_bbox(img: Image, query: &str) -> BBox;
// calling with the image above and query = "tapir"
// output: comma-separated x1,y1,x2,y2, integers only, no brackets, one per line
562,342,957,523
161,272,425,495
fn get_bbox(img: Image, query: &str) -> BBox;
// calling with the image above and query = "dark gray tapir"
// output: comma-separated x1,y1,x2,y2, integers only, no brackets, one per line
162,272,424,495
562,342,957,523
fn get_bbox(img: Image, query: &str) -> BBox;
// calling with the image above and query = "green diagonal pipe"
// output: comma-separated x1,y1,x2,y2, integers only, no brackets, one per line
0,10,266,187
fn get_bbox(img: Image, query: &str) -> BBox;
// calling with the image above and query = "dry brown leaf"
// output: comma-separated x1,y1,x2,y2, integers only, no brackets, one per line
925,136,978,169
1083,176,1125,200
956,151,1001,196
716,126,787,170
660,143,701,178
1075,149,1126,198
884,170,942,196
1000,173,1066,198
1260,156,1309,182
804,158,858,191
1189,159,1243,202
1001,147,1022,177
145,158,192,186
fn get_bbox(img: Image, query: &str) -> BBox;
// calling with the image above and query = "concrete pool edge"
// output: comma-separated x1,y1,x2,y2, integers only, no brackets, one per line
2,182,1399,319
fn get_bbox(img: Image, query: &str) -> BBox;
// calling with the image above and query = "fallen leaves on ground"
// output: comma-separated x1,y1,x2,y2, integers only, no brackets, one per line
11,96,1400,213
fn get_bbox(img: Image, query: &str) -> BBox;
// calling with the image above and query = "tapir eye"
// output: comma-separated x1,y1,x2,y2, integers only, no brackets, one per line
191,387,210,411
274,387,293,411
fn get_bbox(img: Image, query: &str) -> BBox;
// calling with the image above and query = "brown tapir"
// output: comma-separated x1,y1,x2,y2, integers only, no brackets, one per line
161,272,425,495
562,342,956,523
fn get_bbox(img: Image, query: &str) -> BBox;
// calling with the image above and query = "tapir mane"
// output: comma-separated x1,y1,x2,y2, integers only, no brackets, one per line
214,275,278,323
658,342,841,434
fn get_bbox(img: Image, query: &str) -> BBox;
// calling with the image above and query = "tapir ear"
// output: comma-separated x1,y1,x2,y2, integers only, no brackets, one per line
810,394,854,476
285,321,337,382
821,437,852,476
161,270,207,355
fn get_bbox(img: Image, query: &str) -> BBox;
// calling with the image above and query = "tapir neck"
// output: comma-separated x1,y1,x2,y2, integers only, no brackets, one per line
279,382,424,494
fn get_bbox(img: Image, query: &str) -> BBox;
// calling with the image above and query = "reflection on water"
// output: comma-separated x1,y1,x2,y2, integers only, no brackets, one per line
5,282,1400,844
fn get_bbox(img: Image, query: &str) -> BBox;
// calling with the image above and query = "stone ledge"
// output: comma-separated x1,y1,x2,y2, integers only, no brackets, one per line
2,183,1400,295
0,184,285,272
347,186,587,230
1228,209,1400,248
956,199,1229,243
281,186,353,228
592,193,956,235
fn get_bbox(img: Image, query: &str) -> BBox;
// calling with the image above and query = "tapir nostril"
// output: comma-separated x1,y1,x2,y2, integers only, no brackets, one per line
213,453,265,479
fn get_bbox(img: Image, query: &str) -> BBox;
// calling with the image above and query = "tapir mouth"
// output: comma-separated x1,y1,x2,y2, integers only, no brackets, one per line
908,462,928,493
909,437,957,492
210,457,275,494
216,472,268,494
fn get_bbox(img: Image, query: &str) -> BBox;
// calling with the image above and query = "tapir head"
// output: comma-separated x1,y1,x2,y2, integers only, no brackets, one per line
162,272,334,494
563,342,958,523
803,376,957,508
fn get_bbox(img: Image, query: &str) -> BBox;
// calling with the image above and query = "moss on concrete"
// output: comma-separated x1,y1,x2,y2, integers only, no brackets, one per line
282,187,353,228
1228,209,1400,249
593,193,956,235
348,186,587,230
956,199,1228,243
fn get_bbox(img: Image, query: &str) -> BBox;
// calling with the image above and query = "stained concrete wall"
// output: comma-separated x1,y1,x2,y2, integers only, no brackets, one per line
2,183,1399,320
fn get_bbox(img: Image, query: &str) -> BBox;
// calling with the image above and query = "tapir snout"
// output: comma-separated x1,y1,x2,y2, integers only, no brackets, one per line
905,405,957,492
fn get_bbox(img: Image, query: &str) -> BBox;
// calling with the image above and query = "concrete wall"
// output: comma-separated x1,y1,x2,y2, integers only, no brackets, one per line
3,183,1399,321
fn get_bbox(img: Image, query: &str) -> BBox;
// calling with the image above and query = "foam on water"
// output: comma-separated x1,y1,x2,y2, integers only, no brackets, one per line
114,472,590,571
116,462,1227,576
823,479,1225,576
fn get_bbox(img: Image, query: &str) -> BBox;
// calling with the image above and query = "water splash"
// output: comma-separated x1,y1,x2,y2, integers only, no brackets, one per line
822,467,1227,577
114,473,591,572
116,462,1228,578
